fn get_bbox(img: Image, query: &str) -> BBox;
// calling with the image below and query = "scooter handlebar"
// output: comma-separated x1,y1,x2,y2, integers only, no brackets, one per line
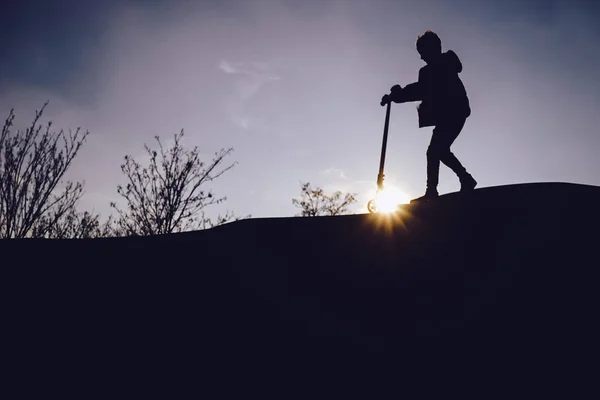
381,84,403,106
380,94,390,107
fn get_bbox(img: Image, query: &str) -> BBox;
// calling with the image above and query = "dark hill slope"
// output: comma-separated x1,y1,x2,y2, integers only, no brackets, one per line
3,182,600,396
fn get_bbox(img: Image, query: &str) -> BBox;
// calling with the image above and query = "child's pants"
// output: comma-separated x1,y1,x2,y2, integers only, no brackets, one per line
426,118,469,190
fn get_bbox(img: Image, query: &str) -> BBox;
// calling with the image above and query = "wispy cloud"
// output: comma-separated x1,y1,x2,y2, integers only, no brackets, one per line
218,60,281,100
320,167,348,180
219,60,280,79
219,60,281,130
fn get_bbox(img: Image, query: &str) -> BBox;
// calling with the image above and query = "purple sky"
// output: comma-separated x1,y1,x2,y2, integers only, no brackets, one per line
1,0,599,221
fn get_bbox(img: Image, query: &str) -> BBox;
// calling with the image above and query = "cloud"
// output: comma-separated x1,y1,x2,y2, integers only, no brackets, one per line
219,60,280,79
219,59,282,130
218,60,281,97
321,167,348,180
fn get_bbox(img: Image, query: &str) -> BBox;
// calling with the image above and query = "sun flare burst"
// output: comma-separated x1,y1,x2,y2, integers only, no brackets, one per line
367,185,411,214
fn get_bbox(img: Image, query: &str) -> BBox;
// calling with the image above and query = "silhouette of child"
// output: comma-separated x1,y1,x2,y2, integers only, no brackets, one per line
382,30,477,202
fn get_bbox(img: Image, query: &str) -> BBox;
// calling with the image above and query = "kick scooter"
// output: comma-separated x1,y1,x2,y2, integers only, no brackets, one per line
367,97,393,214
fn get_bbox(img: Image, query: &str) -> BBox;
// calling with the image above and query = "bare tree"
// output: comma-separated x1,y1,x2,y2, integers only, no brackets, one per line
31,208,111,239
110,130,240,236
0,103,89,238
292,181,357,217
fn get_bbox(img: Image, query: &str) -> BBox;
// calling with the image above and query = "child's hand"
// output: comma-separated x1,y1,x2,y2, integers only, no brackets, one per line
381,85,404,105
389,84,404,103
381,94,391,106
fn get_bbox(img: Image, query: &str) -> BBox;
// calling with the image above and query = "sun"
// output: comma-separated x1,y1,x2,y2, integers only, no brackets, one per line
367,185,411,214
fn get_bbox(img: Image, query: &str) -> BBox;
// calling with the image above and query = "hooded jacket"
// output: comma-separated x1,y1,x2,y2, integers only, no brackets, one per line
397,50,471,128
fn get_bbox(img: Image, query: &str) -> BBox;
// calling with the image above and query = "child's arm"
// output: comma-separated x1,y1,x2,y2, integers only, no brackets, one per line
399,82,422,102
395,68,425,102
382,69,426,105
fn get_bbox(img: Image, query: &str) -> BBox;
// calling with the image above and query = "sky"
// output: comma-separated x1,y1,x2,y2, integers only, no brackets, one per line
1,0,599,221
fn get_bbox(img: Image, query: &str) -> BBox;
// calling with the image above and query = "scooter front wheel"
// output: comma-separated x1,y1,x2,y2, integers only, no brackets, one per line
367,199,378,214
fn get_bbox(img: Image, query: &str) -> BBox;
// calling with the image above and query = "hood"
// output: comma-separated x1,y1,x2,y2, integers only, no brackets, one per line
442,50,463,73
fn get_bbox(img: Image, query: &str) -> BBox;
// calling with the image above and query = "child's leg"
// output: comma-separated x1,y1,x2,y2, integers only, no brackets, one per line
427,118,469,189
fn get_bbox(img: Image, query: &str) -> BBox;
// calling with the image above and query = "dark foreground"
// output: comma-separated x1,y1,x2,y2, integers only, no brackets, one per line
3,182,600,397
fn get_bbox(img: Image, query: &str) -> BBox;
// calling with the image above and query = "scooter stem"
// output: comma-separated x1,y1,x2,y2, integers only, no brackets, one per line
377,101,392,191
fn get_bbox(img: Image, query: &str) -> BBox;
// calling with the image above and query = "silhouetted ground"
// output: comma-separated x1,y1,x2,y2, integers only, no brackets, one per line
3,182,600,397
